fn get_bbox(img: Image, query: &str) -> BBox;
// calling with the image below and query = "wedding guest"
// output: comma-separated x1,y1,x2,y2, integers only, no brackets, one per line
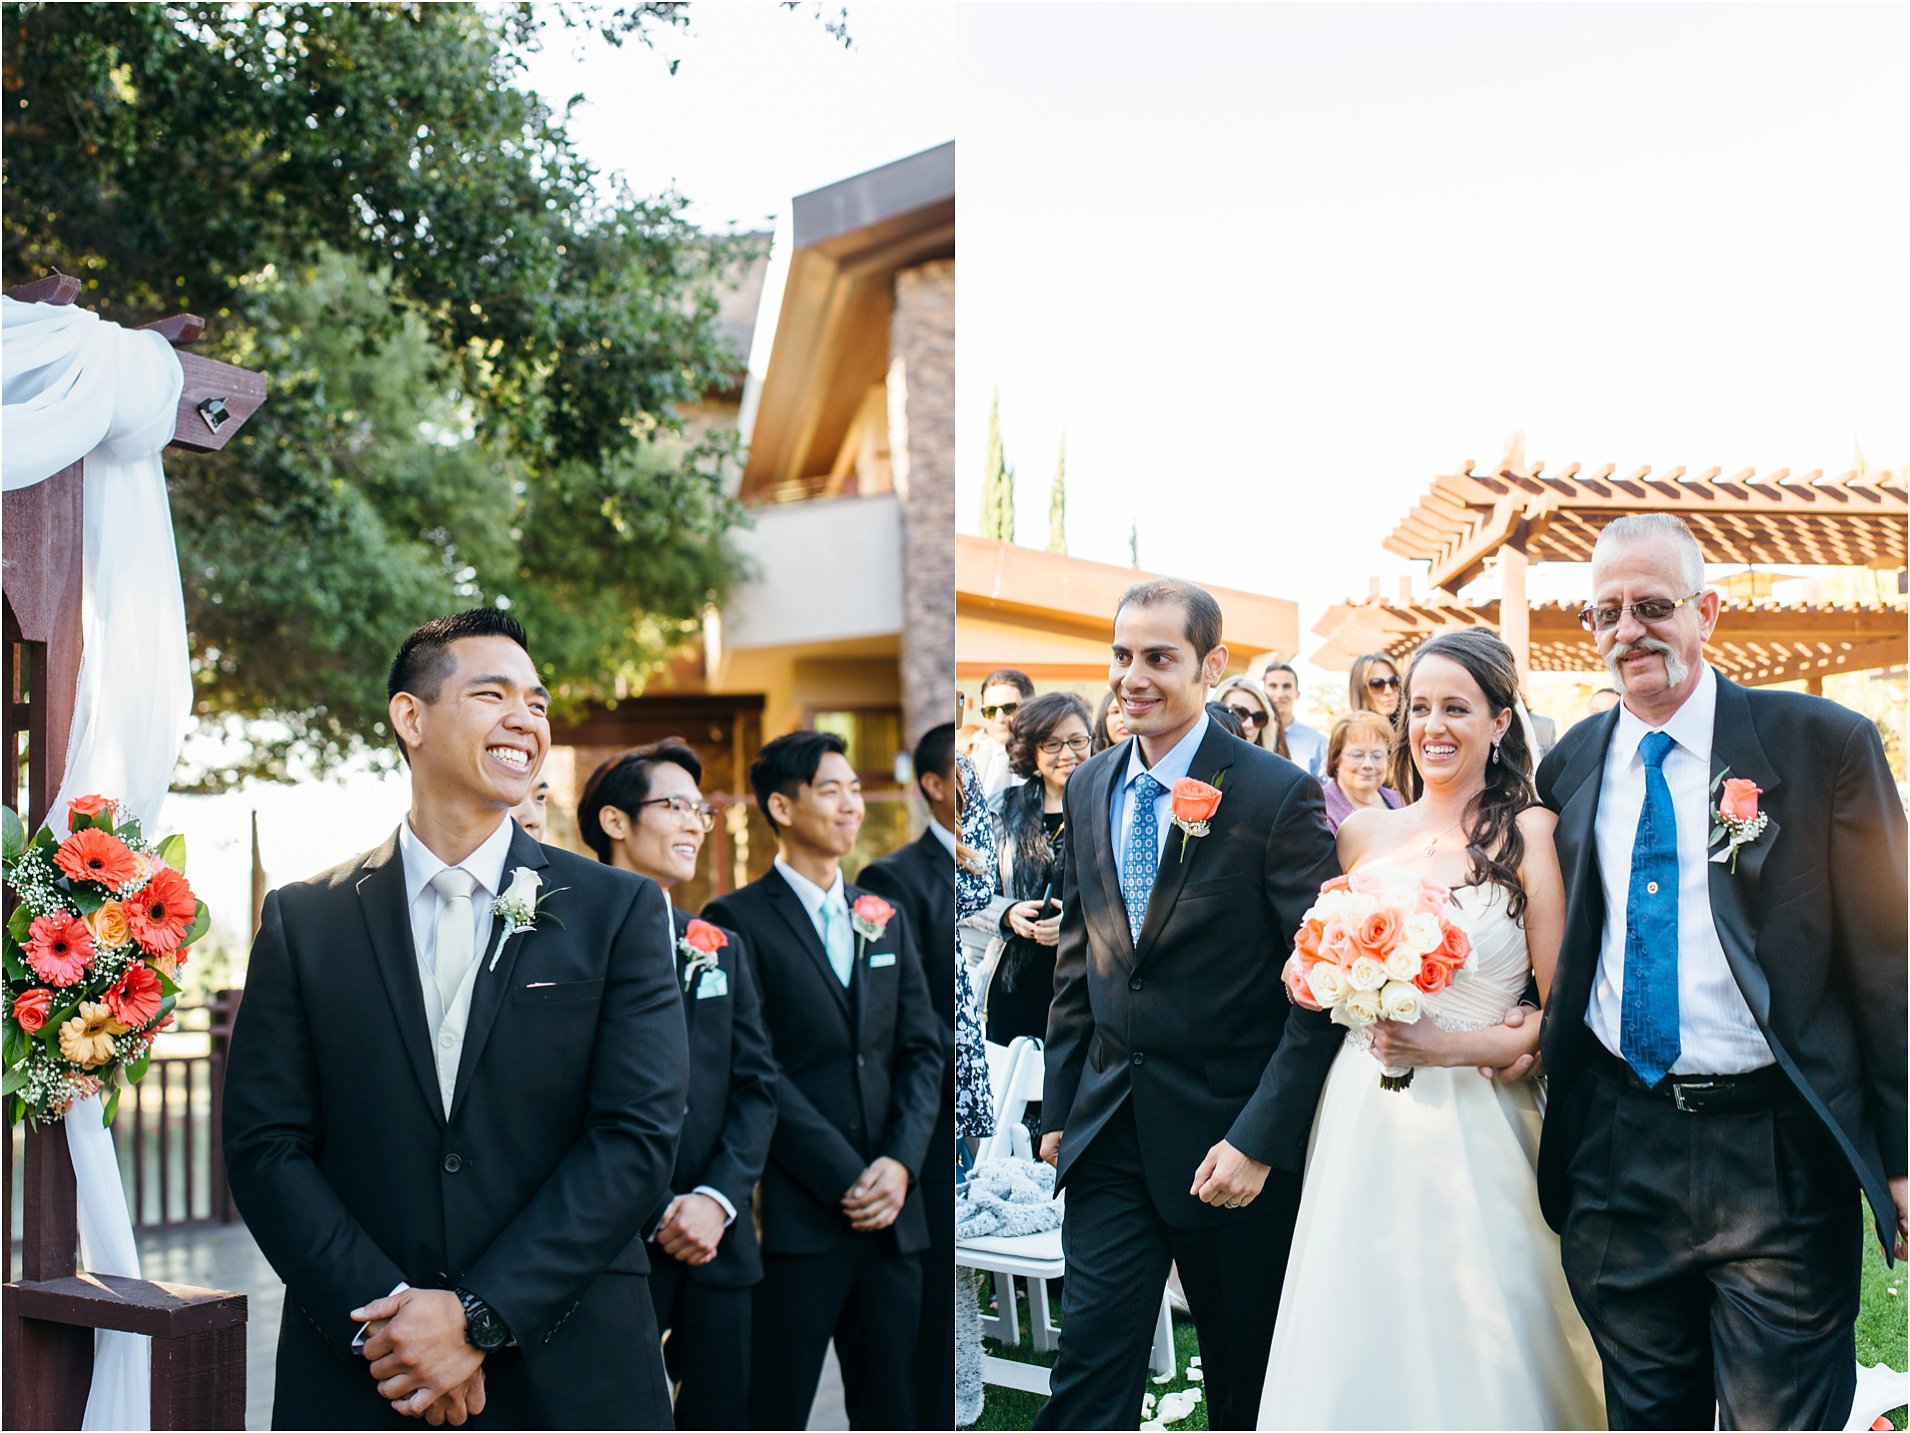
1205,700,1246,741
225,609,687,1428
1262,662,1325,778
703,731,944,1429
974,668,1035,796
1091,688,1130,754
1212,676,1286,757
1348,651,1403,719
1319,710,1401,831
509,775,550,841
985,692,1091,1045
858,723,959,1429
1588,686,1620,714
574,740,777,1431
952,753,998,1429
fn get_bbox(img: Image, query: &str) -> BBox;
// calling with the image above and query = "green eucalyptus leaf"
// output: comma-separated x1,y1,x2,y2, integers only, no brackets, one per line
155,966,182,998
8,905,34,944
156,834,187,873
2,806,24,862
3,1066,28,1098
126,1049,152,1085
102,1084,122,1127
181,901,212,948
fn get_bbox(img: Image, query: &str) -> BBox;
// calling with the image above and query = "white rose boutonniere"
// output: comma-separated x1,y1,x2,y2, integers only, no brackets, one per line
490,867,562,970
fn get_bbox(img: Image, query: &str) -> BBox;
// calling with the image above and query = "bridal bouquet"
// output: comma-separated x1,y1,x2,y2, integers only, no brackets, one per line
2,797,208,1126
1281,868,1473,1091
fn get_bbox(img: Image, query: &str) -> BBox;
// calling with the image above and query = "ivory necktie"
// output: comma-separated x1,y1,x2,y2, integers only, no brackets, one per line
431,867,478,1019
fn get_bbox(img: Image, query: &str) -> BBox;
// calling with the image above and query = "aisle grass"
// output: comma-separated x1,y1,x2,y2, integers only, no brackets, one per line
967,1210,1907,1432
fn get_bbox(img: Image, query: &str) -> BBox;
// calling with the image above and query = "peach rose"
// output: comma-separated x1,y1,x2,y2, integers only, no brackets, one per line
1319,874,1352,895
1416,878,1451,916
12,988,52,1033
1318,920,1355,966
1282,954,1320,1010
1170,777,1223,825
683,919,729,955
1413,957,1453,995
1438,922,1472,970
1295,917,1324,961
67,794,115,829
1347,868,1386,897
1719,778,1761,824
84,900,131,952
1356,907,1403,957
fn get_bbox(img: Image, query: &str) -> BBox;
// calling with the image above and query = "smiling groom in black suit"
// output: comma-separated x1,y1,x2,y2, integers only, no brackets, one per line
224,610,688,1429
1036,580,1340,1431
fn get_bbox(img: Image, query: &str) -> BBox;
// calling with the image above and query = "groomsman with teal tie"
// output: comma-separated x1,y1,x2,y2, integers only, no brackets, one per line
702,730,945,1428
1537,514,1907,1429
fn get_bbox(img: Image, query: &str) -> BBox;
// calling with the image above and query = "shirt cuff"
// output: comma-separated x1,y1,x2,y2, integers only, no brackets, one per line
351,1281,410,1351
691,1185,738,1226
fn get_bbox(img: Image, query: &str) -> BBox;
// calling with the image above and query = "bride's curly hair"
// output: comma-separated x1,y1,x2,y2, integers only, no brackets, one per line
1399,628,1537,919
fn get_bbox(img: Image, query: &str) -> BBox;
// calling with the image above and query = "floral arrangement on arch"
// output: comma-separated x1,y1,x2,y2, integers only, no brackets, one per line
2,796,208,1126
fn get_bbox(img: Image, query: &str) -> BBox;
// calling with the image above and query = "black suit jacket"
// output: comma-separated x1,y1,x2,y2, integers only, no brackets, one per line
224,825,690,1428
640,906,778,1288
703,868,945,1256
858,828,957,1188
1043,723,1341,1227
1536,674,1908,1255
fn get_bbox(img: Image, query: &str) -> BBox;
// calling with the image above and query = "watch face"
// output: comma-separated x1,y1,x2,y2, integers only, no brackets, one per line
461,1293,507,1350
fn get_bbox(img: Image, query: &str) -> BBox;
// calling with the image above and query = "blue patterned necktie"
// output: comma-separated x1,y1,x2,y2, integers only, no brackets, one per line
1621,730,1682,1086
1122,772,1164,943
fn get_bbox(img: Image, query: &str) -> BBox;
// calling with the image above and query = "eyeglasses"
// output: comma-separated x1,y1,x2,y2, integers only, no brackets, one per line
1223,704,1268,729
1366,675,1402,692
980,702,1020,720
635,796,718,832
1037,733,1093,756
1577,591,1704,633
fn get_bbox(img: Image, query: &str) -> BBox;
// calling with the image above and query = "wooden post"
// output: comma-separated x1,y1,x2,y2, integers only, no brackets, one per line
3,276,264,1430
1502,542,1532,692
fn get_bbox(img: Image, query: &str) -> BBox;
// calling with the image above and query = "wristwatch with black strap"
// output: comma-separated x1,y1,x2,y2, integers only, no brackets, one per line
456,1288,511,1352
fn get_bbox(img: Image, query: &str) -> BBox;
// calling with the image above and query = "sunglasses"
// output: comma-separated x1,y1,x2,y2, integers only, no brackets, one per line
1367,675,1402,692
1223,704,1268,729
980,702,1020,720
1577,592,1703,633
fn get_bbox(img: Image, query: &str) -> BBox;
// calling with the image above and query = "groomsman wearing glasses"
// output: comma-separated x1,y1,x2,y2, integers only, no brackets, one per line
1537,513,1907,1428
576,741,778,1430
704,731,945,1428
858,723,960,1427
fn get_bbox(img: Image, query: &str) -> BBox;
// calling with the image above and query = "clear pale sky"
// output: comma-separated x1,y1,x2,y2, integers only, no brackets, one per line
955,3,1909,699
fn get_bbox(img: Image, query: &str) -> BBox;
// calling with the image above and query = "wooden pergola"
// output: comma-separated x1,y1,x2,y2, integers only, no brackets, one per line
1372,454,1907,686
1313,595,1907,692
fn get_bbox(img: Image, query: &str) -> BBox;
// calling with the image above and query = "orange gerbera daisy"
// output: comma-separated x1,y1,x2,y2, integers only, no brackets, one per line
125,866,196,954
102,961,164,1029
25,912,95,986
54,828,141,890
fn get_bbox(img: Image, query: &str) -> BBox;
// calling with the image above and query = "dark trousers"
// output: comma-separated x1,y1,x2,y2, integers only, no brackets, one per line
650,1257,752,1431
750,1232,923,1430
1560,1059,1863,1431
914,1175,955,1428
1034,1100,1302,1431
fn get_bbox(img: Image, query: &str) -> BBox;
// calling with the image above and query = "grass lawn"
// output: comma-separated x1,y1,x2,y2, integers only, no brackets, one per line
967,1212,1908,1432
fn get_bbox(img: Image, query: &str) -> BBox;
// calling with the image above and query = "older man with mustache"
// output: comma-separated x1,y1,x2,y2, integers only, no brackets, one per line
1534,513,1907,1430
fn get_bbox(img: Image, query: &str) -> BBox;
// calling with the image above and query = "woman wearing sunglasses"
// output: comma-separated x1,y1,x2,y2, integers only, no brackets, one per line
1348,650,1404,719
1212,674,1289,759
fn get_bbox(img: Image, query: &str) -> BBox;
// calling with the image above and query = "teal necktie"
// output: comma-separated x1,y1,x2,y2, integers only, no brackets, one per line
1621,731,1682,1086
821,899,854,987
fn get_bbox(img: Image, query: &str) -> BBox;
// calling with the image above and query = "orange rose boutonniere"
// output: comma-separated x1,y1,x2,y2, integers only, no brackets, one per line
1170,775,1224,860
1708,770,1769,874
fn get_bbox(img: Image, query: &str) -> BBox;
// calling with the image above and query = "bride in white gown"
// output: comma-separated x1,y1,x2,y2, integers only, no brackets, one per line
1259,630,1605,1431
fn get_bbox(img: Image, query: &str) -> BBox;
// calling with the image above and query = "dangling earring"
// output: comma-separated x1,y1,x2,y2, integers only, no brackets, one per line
1491,740,1502,766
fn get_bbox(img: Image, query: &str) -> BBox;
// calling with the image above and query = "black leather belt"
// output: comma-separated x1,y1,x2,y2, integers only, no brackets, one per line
1587,1044,1794,1114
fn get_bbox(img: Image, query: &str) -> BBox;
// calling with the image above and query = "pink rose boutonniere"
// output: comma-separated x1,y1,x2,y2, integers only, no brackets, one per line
850,894,896,962
1708,771,1769,874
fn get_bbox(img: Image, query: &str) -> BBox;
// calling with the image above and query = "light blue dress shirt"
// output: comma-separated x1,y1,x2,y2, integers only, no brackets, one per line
1110,714,1213,886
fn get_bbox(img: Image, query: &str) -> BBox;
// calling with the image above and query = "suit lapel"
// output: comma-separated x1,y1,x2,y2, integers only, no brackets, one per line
1084,740,1137,966
449,825,552,1121
670,905,703,1029
354,831,445,1126
847,879,872,1044
1133,724,1238,973
767,869,853,1023
1706,676,1782,1023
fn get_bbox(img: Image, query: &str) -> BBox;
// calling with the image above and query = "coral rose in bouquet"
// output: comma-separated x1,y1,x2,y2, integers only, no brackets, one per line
1281,867,1473,1091
2,797,209,1125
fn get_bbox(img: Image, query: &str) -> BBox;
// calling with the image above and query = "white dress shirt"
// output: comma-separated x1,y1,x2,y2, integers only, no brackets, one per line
399,815,516,1116
1111,713,1212,886
1588,664,1772,1074
774,854,851,949
926,816,957,859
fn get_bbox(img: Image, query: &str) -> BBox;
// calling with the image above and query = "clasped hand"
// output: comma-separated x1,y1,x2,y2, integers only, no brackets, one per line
842,1155,909,1231
352,1288,486,1425
1006,899,1061,945
657,1191,729,1266
1190,1138,1269,1210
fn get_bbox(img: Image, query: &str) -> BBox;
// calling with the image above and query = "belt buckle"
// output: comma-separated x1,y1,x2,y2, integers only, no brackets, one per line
1671,1079,1717,1114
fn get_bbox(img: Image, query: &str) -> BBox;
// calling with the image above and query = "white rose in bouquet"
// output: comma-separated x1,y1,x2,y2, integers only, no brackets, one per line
1400,912,1443,956
1382,947,1421,983
1339,892,1378,928
1380,981,1422,1024
1342,988,1383,1026
1307,962,1348,1007
1347,955,1387,992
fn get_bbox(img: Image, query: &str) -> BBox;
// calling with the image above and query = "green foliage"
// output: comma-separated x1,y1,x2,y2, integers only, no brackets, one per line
980,389,1015,542
1047,437,1067,554
2,807,23,863
3,2,774,784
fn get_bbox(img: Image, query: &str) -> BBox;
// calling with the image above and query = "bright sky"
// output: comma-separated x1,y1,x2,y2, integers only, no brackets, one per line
955,3,1909,705
173,4,956,953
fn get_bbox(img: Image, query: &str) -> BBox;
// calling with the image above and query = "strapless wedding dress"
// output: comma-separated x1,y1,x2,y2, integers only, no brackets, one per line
1257,875,1606,1430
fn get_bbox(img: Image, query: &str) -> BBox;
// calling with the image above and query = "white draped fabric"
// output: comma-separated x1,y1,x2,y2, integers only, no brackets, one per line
3,291,194,1431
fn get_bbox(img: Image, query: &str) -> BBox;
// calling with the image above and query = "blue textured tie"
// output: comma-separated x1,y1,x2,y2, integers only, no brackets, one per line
1621,731,1682,1087
1123,772,1163,943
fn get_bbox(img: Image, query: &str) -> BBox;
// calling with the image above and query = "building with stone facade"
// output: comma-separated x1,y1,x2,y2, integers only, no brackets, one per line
546,144,955,895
